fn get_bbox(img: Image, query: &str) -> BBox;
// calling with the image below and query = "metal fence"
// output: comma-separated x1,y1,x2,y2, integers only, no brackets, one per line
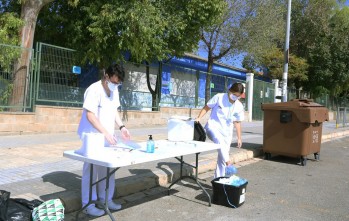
336,107,348,128
10,42,346,115
0,44,34,111
34,42,83,108
314,94,349,111
252,79,275,120
1,42,244,112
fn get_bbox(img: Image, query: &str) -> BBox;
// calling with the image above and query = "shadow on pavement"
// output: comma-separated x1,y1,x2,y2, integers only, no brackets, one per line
265,155,319,166
42,171,81,192
231,142,263,150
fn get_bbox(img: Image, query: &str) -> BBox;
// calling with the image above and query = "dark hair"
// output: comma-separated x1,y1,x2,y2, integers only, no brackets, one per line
105,64,125,82
229,82,244,94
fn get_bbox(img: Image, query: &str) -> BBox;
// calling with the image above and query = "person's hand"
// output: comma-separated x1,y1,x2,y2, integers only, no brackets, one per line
120,127,131,141
195,117,200,122
237,138,242,148
105,133,117,145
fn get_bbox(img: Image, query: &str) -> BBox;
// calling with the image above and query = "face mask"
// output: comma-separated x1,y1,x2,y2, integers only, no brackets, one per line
229,94,239,101
107,81,118,91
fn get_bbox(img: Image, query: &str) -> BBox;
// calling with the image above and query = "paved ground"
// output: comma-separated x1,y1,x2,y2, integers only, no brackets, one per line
65,136,349,221
0,120,348,220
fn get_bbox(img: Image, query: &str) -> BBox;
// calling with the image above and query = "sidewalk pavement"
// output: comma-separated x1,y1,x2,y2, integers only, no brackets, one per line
0,120,348,215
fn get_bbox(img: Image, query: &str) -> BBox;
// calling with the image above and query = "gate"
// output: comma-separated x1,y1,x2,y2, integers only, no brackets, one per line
34,42,84,107
252,79,275,120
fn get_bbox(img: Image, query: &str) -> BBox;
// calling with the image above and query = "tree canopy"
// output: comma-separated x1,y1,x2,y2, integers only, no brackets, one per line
0,12,23,45
200,0,286,102
32,0,225,67
306,6,349,98
0,0,225,110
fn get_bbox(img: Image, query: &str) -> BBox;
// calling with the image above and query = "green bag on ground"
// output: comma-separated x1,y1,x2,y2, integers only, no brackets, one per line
32,199,64,221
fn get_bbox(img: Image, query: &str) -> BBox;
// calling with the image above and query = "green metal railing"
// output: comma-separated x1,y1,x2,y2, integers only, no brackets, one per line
252,79,275,121
0,43,34,112
34,42,83,108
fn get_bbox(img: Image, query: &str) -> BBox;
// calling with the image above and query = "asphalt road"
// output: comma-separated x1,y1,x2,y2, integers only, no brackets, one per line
65,136,349,221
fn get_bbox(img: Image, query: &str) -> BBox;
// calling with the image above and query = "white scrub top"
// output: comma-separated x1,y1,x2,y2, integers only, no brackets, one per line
77,80,120,139
205,93,244,139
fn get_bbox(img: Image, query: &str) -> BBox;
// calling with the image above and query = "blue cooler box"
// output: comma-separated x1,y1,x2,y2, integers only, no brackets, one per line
211,177,248,208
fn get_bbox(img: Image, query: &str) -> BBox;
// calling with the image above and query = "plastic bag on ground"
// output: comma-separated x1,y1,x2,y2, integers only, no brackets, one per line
0,190,10,221
32,199,64,221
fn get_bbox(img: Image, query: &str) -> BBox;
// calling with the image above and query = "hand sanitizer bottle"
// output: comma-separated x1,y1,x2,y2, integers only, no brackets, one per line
146,135,155,153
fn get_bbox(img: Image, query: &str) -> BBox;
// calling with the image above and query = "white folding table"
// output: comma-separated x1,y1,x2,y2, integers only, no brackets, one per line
63,140,220,221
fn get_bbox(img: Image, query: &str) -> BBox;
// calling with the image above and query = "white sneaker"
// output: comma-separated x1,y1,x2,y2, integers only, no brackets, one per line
83,205,105,217
96,200,122,211
107,201,122,211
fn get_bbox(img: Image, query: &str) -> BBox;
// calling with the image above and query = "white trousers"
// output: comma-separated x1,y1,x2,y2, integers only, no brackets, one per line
81,162,115,208
205,126,231,178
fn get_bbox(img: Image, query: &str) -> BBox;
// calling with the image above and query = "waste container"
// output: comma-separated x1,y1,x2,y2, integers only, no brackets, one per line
261,99,329,166
211,177,248,208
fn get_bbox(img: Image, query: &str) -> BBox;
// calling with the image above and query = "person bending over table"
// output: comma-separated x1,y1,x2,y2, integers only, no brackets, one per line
77,63,131,217
195,82,244,178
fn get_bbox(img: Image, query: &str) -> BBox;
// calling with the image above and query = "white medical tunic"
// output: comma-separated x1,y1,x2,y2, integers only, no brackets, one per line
77,80,120,139
77,80,121,207
205,93,244,164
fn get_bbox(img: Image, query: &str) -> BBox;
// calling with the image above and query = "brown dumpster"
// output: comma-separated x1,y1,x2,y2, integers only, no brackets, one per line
261,99,329,166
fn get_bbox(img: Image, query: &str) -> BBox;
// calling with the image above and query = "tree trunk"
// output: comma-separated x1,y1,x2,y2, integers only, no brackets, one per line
205,55,214,104
145,62,162,111
10,0,53,111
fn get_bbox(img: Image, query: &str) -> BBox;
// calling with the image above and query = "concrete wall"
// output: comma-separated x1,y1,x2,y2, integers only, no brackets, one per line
0,105,209,135
0,105,333,135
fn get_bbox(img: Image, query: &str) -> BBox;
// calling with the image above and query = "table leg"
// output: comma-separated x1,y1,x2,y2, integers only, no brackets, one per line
75,164,94,220
75,165,119,221
168,153,211,206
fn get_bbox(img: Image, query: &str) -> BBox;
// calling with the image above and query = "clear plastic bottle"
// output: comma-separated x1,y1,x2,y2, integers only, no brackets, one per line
146,135,155,153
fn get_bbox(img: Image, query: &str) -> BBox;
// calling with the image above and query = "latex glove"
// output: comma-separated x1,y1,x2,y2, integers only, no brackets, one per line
121,127,131,141
105,133,117,145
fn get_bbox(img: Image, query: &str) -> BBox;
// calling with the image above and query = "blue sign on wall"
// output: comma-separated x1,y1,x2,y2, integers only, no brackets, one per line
72,66,81,74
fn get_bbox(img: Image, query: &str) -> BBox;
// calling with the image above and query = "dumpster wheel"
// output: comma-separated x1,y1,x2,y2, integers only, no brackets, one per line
300,156,307,166
264,152,272,160
314,153,320,161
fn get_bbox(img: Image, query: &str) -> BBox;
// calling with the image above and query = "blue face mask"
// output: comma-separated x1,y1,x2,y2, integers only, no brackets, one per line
229,94,239,101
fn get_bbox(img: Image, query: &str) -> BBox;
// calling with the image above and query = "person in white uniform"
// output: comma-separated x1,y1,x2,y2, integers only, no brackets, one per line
77,64,131,217
196,82,244,178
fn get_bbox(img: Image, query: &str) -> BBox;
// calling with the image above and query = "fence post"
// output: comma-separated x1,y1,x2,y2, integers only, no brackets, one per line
246,73,254,122
195,70,199,108
343,107,347,127
272,79,279,103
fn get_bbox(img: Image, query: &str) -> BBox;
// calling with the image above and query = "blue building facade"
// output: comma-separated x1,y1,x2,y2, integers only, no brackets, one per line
162,53,247,99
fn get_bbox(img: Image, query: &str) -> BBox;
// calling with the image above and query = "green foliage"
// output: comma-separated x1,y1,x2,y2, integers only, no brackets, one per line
200,0,286,102
305,5,349,97
33,0,225,67
0,77,13,108
243,47,308,88
201,0,285,64
0,12,23,45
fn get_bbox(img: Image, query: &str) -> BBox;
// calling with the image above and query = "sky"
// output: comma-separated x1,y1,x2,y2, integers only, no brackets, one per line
198,0,349,70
